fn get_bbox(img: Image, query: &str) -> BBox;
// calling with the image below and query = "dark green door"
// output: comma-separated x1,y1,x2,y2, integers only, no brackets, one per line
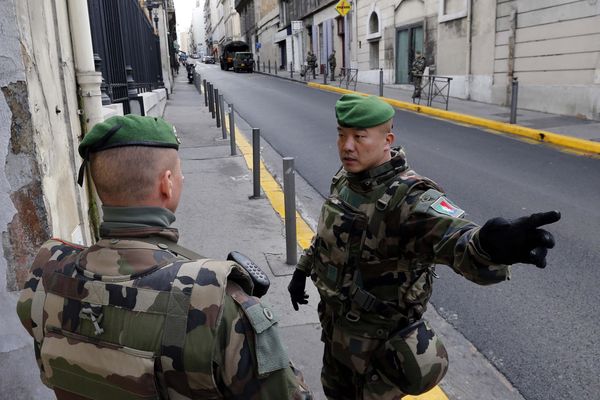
395,25,423,84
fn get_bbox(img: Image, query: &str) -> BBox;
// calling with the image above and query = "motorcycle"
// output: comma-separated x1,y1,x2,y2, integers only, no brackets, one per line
186,63,195,84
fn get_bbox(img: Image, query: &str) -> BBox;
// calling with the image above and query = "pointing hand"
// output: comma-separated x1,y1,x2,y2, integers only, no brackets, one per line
479,211,561,268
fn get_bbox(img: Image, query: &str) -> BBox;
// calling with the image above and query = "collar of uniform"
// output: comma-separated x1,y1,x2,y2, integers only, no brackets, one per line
346,147,408,189
99,206,179,242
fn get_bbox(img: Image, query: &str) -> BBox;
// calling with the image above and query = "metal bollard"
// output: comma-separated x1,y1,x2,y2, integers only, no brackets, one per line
283,157,297,265
208,83,215,119
275,64,277,75
203,79,208,106
290,62,293,79
229,103,237,156
379,68,384,97
268,60,271,74
250,128,261,199
220,95,227,139
214,88,220,128
257,56,260,72
510,77,519,124
323,69,328,85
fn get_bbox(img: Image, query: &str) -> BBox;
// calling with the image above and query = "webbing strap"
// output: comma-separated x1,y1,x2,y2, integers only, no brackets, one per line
135,236,205,260
160,259,208,371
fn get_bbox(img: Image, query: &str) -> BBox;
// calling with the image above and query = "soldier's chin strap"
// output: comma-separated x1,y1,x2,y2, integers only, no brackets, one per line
77,124,122,187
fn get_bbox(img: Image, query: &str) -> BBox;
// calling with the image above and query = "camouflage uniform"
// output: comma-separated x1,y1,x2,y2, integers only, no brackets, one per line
328,52,336,80
307,52,317,78
17,206,311,399
296,148,510,399
410,54,426,99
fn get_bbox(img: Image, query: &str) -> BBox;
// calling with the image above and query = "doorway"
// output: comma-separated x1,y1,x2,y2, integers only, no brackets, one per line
395,25,423,84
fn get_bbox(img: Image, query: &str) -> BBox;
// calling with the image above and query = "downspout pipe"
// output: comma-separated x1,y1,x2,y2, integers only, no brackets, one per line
465,0,472,99
66,0,103,130
66,0,104,240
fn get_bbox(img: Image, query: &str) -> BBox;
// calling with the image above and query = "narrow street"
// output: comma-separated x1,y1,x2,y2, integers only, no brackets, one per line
195,62,600,400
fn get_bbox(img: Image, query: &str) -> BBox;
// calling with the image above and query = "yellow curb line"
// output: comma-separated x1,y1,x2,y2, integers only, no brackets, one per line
308,82,600,156
226,118,448,400
226,122,314,250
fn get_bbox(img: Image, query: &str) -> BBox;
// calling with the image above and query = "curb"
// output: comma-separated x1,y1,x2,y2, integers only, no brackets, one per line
307,82,600,156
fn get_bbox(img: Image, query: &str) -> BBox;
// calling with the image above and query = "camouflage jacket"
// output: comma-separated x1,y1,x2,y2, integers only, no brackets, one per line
298,148,510,337
411,55,426,76
306,54,317,67
17,206,311,399
328,54,336,67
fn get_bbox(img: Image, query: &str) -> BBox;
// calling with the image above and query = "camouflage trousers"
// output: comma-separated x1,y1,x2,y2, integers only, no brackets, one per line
318,302,406,400
412,77,423,99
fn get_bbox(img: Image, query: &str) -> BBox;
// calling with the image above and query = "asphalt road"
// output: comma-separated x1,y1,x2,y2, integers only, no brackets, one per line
193,63,600,400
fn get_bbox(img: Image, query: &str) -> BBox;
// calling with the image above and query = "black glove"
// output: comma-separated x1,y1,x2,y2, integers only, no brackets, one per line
288,269,309,311
479,210,561,268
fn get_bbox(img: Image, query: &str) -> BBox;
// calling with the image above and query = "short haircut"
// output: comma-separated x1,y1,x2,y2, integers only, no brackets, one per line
90,146,178,204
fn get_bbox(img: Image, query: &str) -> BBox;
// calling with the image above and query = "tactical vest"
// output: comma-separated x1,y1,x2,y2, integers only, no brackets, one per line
29,238,253,400
313,167,440,337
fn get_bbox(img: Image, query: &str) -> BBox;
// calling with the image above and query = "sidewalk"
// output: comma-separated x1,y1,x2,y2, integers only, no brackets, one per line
165,76,528,400
255,68,600,151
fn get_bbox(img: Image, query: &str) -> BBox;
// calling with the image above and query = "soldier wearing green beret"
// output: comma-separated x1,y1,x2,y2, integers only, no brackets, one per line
17,114,312,399
288,94,560,398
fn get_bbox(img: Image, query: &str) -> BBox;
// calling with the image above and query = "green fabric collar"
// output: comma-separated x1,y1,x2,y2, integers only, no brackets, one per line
346,147,408,190
101,206,176,228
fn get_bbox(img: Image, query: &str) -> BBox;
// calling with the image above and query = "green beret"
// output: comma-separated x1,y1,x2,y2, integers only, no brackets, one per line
335,94,395,128
78,115,180,159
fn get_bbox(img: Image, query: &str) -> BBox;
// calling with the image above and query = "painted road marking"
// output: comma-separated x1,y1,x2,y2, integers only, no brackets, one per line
307,82,600,157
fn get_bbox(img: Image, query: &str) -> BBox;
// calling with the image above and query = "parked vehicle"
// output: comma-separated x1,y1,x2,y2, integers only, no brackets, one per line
220,41,250,71
202,55,215,64
233,52,254,73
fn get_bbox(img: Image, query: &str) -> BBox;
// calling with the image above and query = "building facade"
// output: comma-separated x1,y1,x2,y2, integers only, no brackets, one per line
230,0,600,120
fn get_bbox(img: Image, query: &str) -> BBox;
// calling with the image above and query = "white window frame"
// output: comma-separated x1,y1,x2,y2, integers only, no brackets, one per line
438,0,467,23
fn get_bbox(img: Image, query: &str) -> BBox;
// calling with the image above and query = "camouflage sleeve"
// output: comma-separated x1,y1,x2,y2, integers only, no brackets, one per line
401,187,510,285
296,236,316,275
16,240,68,388
212,284,312,399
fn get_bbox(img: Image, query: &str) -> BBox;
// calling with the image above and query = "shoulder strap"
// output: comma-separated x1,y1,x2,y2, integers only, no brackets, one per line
330,167,346,194
134,236,204,260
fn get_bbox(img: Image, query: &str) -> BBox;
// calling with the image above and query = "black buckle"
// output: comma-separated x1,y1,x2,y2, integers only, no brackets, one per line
353,288,377,312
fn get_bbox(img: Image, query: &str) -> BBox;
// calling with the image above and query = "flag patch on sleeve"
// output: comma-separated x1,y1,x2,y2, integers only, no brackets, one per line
430,196,465,218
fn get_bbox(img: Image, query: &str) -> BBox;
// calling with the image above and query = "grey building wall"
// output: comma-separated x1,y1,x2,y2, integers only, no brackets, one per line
1,0,90,397
492,0,600,118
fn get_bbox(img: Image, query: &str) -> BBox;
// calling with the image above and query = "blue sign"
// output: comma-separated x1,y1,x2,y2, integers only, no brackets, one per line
256,42,262,49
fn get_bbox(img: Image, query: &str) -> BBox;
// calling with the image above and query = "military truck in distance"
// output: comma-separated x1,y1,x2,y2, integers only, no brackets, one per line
220,41,250,71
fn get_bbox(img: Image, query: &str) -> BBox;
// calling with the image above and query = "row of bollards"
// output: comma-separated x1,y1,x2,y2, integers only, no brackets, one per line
193,69,297,265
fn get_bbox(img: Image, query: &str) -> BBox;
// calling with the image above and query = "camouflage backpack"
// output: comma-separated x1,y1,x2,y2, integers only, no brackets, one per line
17,238,257,399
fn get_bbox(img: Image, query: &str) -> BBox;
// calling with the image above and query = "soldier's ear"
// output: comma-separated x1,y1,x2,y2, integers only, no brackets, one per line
385,132,395,148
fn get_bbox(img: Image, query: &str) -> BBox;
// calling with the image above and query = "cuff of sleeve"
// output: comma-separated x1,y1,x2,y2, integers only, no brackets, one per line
296,254,313,276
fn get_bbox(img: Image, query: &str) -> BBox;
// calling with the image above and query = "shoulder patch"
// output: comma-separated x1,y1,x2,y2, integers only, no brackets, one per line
413,188,465,218
430,196,465,218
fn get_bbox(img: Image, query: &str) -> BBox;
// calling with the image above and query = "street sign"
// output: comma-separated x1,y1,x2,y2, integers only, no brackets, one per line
292,20,303,33
256,42,261,50
335,0,351,17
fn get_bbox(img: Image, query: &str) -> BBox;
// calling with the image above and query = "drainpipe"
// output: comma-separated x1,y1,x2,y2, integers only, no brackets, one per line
66,0,103,240
67,0,103,130
465,0,472,99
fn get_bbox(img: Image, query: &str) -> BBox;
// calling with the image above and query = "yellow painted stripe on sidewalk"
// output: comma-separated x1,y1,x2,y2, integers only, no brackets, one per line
308,82,600,156
230,125,314,250
227,120,448,400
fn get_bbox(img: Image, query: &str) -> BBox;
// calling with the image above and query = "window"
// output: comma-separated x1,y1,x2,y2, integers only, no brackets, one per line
369,12,378,34
366,10,381,41
370,41,379,70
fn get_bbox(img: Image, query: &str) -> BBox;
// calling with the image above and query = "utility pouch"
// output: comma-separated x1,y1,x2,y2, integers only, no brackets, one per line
330,317,383,375
40,327,160,399
371,319,448,395
314,197,368,293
